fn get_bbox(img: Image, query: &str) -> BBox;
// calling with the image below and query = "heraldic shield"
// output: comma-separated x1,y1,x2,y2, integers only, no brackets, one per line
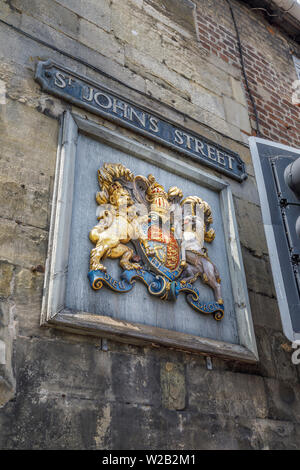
88,163,224,321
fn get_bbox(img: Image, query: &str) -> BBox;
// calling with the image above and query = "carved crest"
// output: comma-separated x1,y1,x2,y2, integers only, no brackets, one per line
88,163,224,320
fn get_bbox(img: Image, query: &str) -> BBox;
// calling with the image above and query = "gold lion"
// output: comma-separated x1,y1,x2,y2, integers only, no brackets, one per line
89,163,142,272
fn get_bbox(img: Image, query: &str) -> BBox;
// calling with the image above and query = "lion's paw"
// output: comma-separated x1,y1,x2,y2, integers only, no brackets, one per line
91,264,107,272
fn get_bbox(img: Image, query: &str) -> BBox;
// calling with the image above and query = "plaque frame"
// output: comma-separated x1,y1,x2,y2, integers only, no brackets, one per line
41,111,258,363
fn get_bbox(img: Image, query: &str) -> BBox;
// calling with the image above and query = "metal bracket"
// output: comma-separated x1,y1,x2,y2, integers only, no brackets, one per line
206,356,213,370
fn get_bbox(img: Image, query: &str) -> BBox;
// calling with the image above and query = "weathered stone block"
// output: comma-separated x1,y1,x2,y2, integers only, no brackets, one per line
190,83,226,119
0,177,49,230
0,1,21,27
111,353,160,406
254,325,277,378
264,378,300,423
233,197,269,257
0,219,48,269
126,47,243,139
270,330,299,383
241,417,299,450
187,364,268,419
230,76,248,107
145,0,196,38
171,412,252,449
226,174,260,206
112,3,165,62
107,404,284,450
94,403,111,449
241,247,276,299
14,268,44,304
223,95,251,133
15,336,113,401
0,262,14,298
12,0,80,38
15,13,135,93
0,100,58,177
10,267,44,337
55,0,112,32
0,151,50,195
0,376,15,409
145,79,192,113
162,42,233,98
79,19,124,65
0,392,105,449
160,362,186,410
249,290,282,331
143,2,194,39
207,52,241,80
125,46,191,98
108,402,158,449
0,59,65,119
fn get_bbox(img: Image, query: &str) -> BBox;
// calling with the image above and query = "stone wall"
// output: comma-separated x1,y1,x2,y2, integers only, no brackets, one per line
0,0,300,449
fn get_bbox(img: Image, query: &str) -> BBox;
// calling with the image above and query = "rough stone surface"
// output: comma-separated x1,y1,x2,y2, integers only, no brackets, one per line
241,247,276,299
0,0,299,450
55,0,112,32
0,219,48,269
145,0,197,38
223,95,251,134
0,301,16,409
11,0,80,38
79,18,124,65
233,196,269,257
161,362,186,411
0,262,14,298
188,365,268,419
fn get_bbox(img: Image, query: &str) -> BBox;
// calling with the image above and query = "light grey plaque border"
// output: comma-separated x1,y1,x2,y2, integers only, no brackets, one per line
41,111,258,363
293,55,300,80
249,136,300,343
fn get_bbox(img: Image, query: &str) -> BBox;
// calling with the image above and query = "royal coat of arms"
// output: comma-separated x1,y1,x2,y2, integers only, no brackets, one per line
88,163,224,320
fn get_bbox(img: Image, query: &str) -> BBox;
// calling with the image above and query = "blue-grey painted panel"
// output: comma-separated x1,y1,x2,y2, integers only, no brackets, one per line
64,134,239,344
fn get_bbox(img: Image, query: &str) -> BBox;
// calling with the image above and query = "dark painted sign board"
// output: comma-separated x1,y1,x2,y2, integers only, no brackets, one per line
250,137,300,342
35,60,247,182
